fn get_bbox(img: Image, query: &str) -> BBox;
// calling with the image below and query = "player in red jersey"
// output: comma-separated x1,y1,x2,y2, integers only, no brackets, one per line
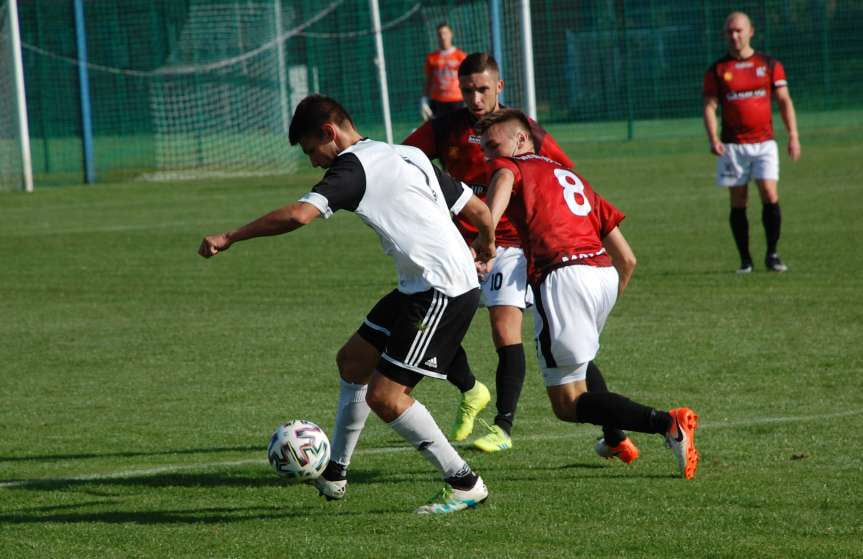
420,23,467,120
704,11,801,273
476,108,700,480
404,53,592,453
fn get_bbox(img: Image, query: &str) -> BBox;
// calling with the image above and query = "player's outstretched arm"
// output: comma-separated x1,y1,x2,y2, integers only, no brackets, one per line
461,194,496,273
774,87,801,161
198,202,321,258
602,226,637,297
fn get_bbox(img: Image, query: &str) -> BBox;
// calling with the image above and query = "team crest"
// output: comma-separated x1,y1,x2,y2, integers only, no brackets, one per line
723,71,733,82
756,66,766,77
448,146,459,159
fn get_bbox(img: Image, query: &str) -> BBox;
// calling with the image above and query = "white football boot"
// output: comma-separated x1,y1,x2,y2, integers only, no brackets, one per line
312,476,347,501
415,476,488,514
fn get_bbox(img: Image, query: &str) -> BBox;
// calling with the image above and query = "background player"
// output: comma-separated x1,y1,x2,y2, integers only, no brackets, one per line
703,11,801,273
406,53,632,457
476,108,700,480
198,95,495,513
420,22,467,120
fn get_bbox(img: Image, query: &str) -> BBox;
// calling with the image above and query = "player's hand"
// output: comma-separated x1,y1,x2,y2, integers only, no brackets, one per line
471,237,495,276
471,250,492,277
420,97,433,121
709,140,725,156
198,233,231,258
788,136,801,161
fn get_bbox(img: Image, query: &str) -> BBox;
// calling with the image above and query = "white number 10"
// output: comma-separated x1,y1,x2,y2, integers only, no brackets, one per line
553,169,592,216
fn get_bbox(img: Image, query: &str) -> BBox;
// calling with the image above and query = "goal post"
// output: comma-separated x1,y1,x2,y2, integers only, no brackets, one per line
0,0,33,192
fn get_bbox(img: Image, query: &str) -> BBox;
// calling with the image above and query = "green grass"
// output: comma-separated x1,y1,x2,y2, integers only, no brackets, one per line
1,116,862,558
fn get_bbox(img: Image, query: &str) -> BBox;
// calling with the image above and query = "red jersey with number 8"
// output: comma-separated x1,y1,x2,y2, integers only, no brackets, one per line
487,154,624,286
404,108,573,248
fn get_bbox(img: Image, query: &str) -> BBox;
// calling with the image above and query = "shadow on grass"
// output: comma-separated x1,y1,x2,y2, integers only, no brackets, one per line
1,468,393,493
0,504,383,525
1,470,426,523
0,445,261,463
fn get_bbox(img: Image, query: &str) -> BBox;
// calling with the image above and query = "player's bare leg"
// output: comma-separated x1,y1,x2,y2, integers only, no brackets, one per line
755,178,787,272
728,184,753,273
545,376,699,479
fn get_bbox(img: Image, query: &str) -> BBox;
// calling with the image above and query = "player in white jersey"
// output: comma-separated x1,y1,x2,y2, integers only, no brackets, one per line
198,95,495,513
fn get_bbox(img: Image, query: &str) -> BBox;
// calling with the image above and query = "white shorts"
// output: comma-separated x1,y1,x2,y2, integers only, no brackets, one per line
479,246,533,309
715,140,779,187
531,265,618,386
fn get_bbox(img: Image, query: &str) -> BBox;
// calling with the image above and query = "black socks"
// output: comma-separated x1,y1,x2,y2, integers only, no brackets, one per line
494,344,526,435
762,202,782,255
729,207,751,263
574,392,672,435
445,465,478,490
731,203,782,261
586,361,627,447
322,460,347,482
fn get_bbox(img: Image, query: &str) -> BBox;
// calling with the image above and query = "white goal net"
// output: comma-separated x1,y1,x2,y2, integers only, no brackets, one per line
142,1,319,181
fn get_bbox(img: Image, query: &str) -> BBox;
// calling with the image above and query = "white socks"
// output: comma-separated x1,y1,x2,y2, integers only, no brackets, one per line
330,378,371,468
388,400,466,479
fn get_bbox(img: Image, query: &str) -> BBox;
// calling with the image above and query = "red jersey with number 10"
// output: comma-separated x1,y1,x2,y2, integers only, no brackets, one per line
703,52,788,144
487,154,624,286
403,107,573,247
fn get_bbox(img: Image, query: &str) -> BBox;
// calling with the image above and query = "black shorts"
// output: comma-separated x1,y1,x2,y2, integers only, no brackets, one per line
357,289,400,353
359,288,480,387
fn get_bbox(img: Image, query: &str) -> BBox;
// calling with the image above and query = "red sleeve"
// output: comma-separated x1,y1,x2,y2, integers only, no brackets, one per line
703,67,719,98
402,120,437,159
487,157,522,193
772,60,787,89
593,191,625,238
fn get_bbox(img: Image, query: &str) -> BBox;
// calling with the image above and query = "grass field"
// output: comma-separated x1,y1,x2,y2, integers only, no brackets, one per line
2,115,862,558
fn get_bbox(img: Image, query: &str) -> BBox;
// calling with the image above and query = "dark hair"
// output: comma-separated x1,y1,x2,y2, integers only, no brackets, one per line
288,94,355,145
475,108,537,151
458,52,500,77
436,22,451,32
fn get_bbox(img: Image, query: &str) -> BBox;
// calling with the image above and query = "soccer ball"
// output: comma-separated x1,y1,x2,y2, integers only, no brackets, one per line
267,420,331,481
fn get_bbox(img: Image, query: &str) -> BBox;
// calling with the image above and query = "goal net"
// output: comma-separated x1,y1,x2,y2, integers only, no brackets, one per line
140,1,316,181
10,0,535,184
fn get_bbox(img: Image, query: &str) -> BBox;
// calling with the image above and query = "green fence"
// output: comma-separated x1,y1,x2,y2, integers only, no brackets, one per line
7,0,863,186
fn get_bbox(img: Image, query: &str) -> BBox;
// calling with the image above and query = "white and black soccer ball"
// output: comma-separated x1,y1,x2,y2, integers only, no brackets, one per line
267,420,331,481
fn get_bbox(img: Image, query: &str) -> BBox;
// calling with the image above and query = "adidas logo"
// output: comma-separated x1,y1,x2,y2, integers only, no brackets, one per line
423,356,438,368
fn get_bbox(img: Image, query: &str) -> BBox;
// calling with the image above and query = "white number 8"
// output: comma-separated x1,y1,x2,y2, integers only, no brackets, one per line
553,169,591,216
